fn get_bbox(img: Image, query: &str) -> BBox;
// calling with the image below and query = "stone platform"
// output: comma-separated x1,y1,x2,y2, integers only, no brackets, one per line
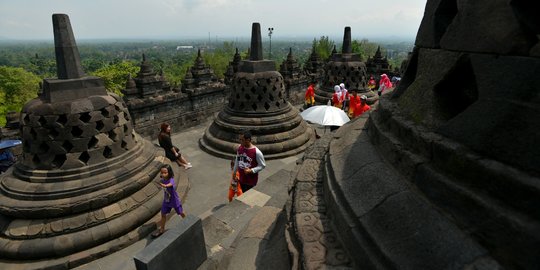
287,101,511,269
0,155,190,270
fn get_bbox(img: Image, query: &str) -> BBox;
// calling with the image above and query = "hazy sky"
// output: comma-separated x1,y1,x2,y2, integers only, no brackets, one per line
0,0,427,40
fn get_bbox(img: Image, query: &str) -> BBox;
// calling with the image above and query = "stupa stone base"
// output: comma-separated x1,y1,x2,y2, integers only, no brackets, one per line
200,106,315,160
0,137,166,260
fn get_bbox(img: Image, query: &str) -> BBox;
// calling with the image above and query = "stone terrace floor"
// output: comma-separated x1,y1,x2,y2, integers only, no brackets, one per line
74,119,305,270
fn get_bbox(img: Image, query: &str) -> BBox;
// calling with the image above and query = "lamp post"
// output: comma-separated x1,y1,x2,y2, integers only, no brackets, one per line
268,27,274,59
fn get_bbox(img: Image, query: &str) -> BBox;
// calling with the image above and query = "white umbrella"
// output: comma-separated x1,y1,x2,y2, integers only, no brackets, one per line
300,105,350,126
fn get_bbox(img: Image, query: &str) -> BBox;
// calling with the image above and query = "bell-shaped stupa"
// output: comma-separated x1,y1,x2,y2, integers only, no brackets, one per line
0,14,165,267
315,27,377,104
200,23,314,159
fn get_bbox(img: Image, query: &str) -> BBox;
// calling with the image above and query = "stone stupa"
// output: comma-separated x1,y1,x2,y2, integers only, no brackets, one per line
293,1,540,269
0,14,166,269
315,27,377,104
303,43,325,82
200,23,314,159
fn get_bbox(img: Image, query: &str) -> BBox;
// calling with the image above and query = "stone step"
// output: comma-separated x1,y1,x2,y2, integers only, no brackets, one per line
197,168,293,269
286,132,354,270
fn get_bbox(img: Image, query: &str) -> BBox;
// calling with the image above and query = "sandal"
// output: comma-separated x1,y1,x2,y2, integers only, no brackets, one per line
151,230,164,238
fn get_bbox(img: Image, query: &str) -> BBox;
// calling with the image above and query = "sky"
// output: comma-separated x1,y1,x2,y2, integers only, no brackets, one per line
0,0,427,41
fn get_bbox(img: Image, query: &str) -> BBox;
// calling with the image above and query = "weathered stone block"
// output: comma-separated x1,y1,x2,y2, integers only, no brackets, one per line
134,215,206,270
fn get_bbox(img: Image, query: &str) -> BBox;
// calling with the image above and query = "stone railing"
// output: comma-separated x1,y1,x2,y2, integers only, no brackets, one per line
124,83,230,139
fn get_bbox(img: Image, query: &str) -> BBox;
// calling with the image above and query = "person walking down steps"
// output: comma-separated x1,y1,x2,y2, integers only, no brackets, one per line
232,131,266,193
153,164,186,238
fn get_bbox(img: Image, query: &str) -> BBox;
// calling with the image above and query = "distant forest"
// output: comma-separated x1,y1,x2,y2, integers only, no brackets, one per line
0,38,413,126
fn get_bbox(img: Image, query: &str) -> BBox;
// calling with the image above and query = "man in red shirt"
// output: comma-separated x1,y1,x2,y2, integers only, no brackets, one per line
232,131,266,192
354,95,371,117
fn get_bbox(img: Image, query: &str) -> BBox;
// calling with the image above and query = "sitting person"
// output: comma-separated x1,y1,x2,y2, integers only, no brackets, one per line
0,148,16,173
354,95,371,117
158,123,192,170
367,75,377,90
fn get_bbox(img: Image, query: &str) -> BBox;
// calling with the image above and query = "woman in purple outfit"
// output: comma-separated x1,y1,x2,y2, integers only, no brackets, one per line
152,164,186,237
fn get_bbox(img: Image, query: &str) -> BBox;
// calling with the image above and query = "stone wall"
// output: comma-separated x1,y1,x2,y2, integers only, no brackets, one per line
125,84,230,139
283,76,310,106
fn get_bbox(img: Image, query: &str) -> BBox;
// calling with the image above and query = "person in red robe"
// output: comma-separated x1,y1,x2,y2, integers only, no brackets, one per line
348,89,361,118
367,75,376,90
305,82,316,108
354,95,371,117
332,85,342,108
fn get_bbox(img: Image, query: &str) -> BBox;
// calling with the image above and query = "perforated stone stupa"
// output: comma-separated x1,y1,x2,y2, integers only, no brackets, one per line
200,23,314,159
0,14,165,268
366,46,393,77
122,54,172,100
303,43,325,82
224,48,242,85
315,27,377,104
181,49,219,92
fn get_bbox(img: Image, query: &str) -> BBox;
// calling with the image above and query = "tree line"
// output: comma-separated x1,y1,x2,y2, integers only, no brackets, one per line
0,38,411,126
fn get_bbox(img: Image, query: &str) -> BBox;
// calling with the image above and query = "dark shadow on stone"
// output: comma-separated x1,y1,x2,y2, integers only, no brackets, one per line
416,0,458,48
253,211,291,270
509,0,540,48
211,203,226,213
434,0,458,42
138,222,159,246
433,55,478,121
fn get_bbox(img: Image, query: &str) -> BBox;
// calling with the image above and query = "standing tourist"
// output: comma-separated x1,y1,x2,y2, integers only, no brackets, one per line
332,85,342,108
378,73,392,96
232,131,266,193
305,82,316,108
339,83,349,111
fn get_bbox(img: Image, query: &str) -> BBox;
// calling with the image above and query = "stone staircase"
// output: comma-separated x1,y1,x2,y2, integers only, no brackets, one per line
286,108,506,269
197,167,295,270
285,130,353,270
